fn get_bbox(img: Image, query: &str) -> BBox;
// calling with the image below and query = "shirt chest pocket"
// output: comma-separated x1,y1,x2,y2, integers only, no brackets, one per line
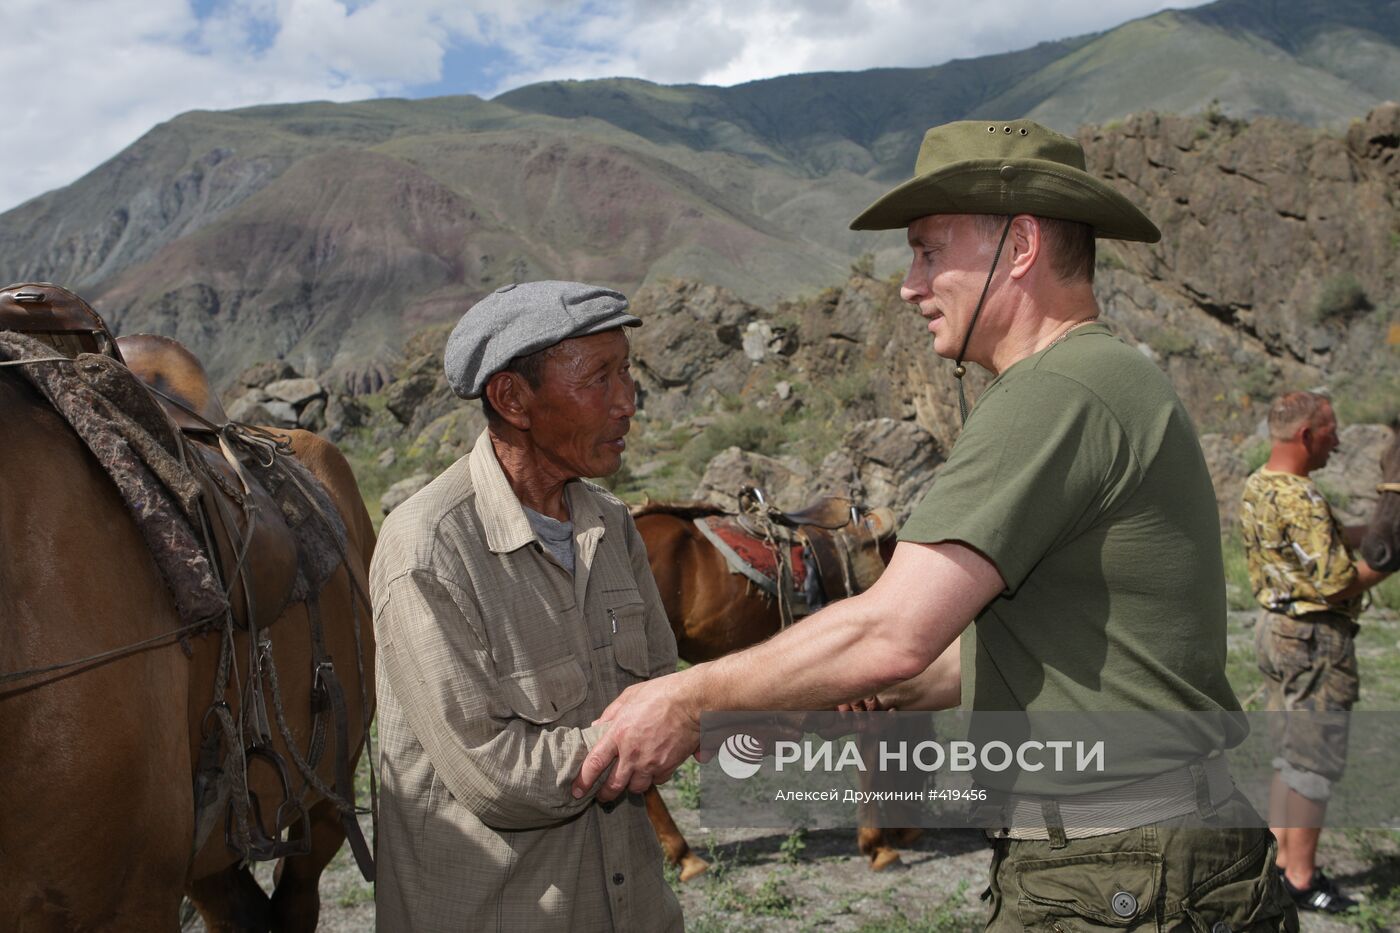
605,595,651,680
499,656,589,725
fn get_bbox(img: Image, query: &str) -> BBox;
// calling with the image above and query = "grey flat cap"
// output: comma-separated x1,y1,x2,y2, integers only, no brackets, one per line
445,281,640,399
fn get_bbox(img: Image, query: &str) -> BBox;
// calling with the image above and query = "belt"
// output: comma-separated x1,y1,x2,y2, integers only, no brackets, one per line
988,753,1234,842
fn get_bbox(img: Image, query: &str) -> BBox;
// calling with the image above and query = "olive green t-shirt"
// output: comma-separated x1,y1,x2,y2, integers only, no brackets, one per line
900,324,1245,785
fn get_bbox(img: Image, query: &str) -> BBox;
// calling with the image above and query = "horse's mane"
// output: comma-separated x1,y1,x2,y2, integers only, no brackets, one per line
630,498,730,520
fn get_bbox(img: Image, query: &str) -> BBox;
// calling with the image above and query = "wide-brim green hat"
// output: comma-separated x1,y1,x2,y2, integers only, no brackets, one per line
850,119,1160,242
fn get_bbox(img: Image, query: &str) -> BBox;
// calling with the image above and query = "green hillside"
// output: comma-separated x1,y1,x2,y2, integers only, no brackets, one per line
0,0,1394,388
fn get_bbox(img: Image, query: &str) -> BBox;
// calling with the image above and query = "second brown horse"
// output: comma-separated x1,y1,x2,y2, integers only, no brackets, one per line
636,501,914,878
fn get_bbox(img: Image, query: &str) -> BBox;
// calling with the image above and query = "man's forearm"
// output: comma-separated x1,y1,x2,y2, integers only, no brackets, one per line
685,541,1000,713
877,636,962,710
691,594,936,713
1328,558,1392,602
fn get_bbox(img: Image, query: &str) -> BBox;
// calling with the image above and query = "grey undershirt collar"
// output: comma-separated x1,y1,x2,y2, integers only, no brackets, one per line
523,505,575,574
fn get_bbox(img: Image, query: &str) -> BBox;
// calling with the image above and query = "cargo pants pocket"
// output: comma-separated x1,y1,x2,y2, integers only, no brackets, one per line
1015,850,1163,931
1179,835,1297,933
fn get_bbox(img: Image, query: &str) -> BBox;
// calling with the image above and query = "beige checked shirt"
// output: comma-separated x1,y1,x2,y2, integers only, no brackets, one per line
371,430,683,932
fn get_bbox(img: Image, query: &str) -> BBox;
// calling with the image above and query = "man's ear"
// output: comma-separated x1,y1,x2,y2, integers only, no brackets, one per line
485,371,533,431
1007,214,1040,281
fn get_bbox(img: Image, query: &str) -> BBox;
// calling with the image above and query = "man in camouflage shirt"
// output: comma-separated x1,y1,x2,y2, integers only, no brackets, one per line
1240,390,1392,913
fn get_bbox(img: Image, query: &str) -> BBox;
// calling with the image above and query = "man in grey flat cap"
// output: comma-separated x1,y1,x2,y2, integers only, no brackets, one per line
370,281,682,932
575,121,1296,930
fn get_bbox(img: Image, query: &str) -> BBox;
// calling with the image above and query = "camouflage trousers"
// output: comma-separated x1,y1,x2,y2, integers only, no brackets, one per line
1254,609,1359,799
982,792,1297,932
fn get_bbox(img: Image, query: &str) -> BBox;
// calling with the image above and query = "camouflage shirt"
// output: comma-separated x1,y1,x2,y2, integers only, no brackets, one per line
1239,468,1362,620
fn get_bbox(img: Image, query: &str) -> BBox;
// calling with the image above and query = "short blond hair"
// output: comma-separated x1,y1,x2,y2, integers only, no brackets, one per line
1268,391,1332,441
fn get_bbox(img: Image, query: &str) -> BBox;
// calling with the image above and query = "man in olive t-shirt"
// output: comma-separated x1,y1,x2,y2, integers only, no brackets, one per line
574,120,1295,932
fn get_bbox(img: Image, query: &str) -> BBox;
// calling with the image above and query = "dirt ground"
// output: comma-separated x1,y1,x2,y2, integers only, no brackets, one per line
192,608,1400,932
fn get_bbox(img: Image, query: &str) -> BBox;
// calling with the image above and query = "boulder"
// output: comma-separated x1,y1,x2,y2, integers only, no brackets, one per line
693,447,811,512
297,397,327,431
384,356,441,426
226,394,274,425
322,394,369,440
410,409,484,462
742,321,774,362
381,472,433,515
265,377,326,406
811,418,944,522
232,360,298,391
263,400,298,426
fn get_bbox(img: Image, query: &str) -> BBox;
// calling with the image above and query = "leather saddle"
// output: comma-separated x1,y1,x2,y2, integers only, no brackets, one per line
737,486,897,608
117,334,297,634
0,282,124,361
0,282,296,633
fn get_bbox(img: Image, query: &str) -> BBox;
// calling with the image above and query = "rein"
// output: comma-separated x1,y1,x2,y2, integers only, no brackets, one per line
0,616,220,690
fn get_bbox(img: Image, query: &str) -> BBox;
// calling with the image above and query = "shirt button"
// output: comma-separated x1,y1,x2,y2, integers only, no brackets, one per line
1111,891,1138,918
612,872,625,886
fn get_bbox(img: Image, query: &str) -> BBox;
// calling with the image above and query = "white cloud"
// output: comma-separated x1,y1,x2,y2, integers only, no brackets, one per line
0,0,468,212
481,0,1208,91
0,0,1208,213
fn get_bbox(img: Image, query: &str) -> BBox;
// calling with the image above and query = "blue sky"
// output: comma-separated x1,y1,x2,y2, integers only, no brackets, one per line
1,0,1211,213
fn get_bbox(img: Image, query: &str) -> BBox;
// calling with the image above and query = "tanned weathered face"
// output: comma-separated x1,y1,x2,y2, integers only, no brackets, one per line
520,328,636,479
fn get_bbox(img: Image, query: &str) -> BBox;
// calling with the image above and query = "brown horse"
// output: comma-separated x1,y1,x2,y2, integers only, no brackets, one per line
636,504,918,878
1361,420,1400,573
0,365,375,931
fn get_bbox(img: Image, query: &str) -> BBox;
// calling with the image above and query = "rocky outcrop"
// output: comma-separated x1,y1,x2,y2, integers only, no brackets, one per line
1081,107,1399,434
693,448,812,513
690,418,945,521
221,361,364,438
809,418,945,523
630,281,768,422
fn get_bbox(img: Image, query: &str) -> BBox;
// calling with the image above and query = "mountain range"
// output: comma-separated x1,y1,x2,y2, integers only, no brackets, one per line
0,0,1396,390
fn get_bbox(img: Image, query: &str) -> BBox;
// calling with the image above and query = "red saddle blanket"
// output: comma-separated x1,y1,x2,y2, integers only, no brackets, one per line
694,516,809,591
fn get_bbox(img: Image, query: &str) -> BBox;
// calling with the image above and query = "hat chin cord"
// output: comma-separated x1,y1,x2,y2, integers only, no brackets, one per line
954,215,1014,425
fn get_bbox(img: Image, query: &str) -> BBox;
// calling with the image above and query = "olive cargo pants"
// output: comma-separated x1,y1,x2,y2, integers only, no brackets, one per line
982,793,1297,931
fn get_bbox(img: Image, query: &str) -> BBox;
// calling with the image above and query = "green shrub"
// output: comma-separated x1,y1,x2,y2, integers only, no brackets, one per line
1313,273,1371,322
1148,326,1195,358
1239,362,1277,402
1333,370,1400,425
682,408,787,473
778,827,807,864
